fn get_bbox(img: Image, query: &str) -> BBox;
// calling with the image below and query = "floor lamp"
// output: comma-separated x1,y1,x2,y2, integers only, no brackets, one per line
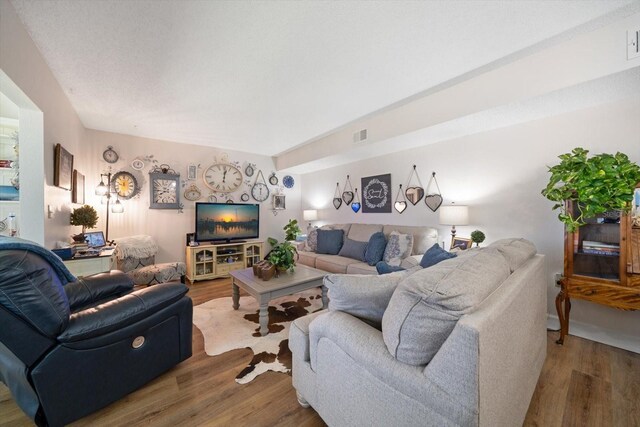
95,172,124,242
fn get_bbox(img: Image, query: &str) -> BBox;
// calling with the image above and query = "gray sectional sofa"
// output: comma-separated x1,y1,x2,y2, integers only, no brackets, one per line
290,238,547,427
297,223,439,274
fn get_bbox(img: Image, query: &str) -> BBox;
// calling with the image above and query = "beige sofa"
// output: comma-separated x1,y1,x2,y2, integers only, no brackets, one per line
297,223,438,274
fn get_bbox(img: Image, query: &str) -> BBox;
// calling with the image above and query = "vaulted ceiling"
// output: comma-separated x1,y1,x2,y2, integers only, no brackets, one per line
10,0,637,157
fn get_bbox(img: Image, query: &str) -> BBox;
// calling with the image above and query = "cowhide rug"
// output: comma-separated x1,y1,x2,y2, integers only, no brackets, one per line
192,289,323,384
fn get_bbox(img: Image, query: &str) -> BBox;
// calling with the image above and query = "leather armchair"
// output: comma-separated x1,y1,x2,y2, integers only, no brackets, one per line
0,245,193,427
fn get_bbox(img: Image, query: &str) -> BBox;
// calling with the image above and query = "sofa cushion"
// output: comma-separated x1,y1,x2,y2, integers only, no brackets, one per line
324,267,421,328
383,231,414,266
383,225,438,255
316,255,360,274
320,223,352,235
338,237,368,262
317,229,344,255
364,232,387,266
382,247,510,365
376,261,406,275
488,238,537,272
346,262,377,275
305,228,319,252
419,243,457,268
298,250,322,268
347,224,384,242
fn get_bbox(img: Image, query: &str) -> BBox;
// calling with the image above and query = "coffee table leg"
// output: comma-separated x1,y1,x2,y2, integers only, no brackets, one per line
232,282,239,310
259,302,269,336
321,285,328,309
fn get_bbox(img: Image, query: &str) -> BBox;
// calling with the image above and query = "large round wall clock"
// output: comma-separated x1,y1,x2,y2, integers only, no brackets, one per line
111,171,139,199
203,163,243,193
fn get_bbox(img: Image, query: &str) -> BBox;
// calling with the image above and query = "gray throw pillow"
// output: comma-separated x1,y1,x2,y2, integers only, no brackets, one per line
338,237,368,261
316,229,344,255
383,231,414,266
324,267,421,328
305,228,318,252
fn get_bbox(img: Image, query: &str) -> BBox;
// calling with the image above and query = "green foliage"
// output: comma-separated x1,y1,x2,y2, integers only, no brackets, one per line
541,148,640,232
283,219,301,241
267,238,298,272
70,205,98,232
470,230,485,246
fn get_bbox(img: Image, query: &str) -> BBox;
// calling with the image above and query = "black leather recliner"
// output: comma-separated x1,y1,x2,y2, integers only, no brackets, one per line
0,244,193,426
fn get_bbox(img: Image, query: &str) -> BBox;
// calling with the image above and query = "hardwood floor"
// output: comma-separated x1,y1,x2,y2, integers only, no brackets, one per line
1,278,639,426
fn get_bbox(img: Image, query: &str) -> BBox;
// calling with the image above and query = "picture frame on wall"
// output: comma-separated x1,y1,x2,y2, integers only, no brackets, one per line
72,170,85,204
451,237,472,251
273,194,286,210
187,164,197,180
361,173,392,213
54,143,73,190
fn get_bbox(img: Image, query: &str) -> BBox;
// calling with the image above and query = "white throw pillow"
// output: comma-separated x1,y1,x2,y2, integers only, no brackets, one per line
383,231,414,266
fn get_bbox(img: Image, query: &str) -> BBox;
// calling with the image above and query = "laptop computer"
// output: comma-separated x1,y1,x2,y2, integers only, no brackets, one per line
84,231,107,248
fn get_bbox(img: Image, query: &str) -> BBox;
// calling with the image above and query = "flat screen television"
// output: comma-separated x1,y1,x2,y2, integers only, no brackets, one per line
195,202,260,243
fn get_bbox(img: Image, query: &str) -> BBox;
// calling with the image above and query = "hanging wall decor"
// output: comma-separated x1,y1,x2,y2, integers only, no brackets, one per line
149,164,181,210
342,175,354,205
404,165,425,206
251,170,270,202
282,175,295,189
333,182,343,209
424,172,443,212
394,184,407,214
361,173,391,213
351,188,361,213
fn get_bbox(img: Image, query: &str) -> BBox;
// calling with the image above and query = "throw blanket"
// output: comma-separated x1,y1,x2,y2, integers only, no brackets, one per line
114,235,158,260
0,236,77,285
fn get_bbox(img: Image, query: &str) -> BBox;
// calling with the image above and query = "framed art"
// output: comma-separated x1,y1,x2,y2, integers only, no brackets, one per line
273,194,286,210
72,170,85,204
54,143,74,190
187,164,197,180
361,173,391,213
451,237,472,251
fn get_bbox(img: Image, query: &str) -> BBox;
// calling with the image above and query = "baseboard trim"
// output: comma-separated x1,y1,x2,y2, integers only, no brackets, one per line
547,314,640,354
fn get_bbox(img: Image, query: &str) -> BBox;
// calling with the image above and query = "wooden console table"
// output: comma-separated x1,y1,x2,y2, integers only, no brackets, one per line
63,249,116,277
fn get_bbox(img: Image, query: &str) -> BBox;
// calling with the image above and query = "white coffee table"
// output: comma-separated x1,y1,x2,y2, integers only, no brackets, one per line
230,264,328,336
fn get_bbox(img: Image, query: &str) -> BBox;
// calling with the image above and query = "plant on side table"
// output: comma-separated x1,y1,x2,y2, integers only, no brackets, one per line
267,237,298,273
69,205,99,243
471,230,486,247
541,147,640,232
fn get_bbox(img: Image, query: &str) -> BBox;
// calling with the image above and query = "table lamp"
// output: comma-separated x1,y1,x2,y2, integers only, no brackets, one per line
303,209,318,229
439,204,469,239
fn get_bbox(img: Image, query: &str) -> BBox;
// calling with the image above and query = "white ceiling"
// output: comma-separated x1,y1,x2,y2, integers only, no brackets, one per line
10,0,635,156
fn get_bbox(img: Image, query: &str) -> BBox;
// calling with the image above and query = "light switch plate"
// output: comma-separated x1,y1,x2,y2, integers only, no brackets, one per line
628,29,640,60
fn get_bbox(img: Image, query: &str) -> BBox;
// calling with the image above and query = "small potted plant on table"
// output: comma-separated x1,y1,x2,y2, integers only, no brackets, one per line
70,205,98,243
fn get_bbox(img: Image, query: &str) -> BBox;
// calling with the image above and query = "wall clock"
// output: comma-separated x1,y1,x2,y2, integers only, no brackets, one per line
268,172,278,185
245,164,255,177
283,175,294,189
149,170,181,209
111,171,139,200
131,159,145,170
240,192,250,202
203,163,243,193
184,184,202,201
251,170,270,202
103,146,119,164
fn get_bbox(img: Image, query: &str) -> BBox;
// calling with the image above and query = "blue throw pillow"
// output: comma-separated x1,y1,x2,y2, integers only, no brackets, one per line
364,232,387,266
317,229,344,255
338,237,368,261
376,261,406,275
420,243,457,268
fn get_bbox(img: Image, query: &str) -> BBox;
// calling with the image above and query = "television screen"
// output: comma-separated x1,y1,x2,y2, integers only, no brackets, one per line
195,202,260,243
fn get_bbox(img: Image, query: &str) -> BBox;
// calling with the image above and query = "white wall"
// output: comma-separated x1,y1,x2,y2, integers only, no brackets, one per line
300,97,640,352
83,129,301,263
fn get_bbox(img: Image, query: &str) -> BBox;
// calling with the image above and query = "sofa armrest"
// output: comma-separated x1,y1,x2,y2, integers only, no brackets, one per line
58,283,188,342
64,271,134,311
289,310,327,362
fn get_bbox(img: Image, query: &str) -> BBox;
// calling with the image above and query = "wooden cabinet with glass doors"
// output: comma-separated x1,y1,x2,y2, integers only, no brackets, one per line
556,186,640,344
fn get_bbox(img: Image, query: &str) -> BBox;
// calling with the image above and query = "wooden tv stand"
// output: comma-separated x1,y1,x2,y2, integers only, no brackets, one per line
185,241,263,282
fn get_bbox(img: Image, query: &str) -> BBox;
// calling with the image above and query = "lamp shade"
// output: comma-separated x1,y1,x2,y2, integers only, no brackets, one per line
439,205,469,226
303,209,318,221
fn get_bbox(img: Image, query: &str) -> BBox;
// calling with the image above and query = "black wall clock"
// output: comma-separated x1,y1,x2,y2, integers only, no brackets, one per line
111,171,139,200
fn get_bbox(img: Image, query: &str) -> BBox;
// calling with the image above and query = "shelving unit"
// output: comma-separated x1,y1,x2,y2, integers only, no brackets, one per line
186,241,263,282
0,117,19,233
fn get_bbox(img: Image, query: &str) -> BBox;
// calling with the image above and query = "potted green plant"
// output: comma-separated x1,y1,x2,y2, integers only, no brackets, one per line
542,148,640,232
284,219,301,241
70,205,98,242
267,237,298,273
470,230,485,247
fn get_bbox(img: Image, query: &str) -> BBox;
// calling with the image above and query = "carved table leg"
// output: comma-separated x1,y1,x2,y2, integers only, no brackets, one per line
232,281,239,310
259,302,269,336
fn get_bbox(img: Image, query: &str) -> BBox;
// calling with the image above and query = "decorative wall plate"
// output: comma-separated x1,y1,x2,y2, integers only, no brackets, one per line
283,175,295,188
131,159,145,170
268,172,278,185
342,175,354,205
333,182,342,209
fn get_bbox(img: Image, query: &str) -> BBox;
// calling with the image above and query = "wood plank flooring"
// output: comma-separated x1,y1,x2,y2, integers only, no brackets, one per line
1,277,639,426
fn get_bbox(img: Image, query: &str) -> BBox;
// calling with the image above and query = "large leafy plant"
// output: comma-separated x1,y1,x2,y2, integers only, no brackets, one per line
267,237,298,272
283,219,301,241
542,148,640,232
